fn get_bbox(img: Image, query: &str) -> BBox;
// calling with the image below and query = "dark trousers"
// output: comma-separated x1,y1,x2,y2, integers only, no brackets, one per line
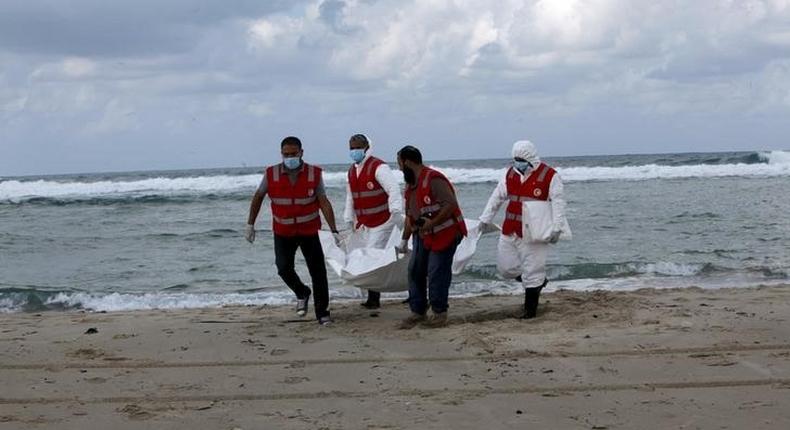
274,233,329,319
408,235,460,315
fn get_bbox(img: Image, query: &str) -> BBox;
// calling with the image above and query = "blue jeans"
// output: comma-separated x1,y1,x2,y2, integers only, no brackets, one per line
407,235,461,315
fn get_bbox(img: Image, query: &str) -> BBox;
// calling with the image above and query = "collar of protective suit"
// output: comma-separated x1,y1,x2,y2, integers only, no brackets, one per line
354,153,374,173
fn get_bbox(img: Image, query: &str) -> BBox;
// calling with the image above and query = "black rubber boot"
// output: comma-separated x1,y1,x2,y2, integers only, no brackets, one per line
361,290,381,309
521,279,548,319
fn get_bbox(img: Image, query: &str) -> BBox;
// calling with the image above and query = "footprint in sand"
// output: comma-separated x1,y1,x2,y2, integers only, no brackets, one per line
116,404,155,421
283,376,310,384
270,348,289,356
66,348,106,360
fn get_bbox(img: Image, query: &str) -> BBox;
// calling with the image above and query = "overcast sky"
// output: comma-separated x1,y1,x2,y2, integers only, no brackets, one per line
2,0,790,176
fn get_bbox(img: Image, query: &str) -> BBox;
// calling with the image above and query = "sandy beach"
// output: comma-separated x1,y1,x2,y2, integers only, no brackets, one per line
1,285,789,429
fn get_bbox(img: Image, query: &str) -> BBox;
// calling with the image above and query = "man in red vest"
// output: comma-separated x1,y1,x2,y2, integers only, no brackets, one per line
245,136,340,326
343,133,404,309
478,140,570,319
395,145,467,329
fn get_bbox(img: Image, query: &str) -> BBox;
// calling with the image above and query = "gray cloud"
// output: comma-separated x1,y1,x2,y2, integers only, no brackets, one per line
0,0,296,57
1,0,790,176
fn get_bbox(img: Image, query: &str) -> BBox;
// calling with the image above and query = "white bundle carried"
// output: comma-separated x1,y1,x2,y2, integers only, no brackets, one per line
522,200,572,243
319,220,495,292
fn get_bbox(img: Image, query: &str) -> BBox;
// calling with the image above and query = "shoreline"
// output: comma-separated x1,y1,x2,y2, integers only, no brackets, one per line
5,278,790,315
1,285,789,429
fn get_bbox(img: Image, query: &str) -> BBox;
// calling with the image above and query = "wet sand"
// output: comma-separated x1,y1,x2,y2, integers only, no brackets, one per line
1,285,789,429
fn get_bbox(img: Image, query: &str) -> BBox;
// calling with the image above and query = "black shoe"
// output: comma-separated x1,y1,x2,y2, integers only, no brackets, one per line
521,279,547,319
360,291,381,309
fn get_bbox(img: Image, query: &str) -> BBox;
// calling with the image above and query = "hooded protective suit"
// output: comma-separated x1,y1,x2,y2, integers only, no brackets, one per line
342,142,403,250
478,140,571,316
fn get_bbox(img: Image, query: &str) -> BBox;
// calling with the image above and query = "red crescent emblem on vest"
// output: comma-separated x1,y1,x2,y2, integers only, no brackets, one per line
367,181,375,190
534,189,542,197
423,196,431,204
308,189,314,196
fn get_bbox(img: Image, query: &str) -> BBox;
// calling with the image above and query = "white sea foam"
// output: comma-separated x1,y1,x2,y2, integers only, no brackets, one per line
628,262,705,277
43,291,296,312
2,151,788,202
37,285,368,312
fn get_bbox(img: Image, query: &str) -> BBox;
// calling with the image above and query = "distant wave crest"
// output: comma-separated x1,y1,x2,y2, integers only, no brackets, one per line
2,150,788,204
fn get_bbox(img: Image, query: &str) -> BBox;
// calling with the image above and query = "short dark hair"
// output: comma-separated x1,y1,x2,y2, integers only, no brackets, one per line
281,136,302,149
397,145,422,164
349,134,369,146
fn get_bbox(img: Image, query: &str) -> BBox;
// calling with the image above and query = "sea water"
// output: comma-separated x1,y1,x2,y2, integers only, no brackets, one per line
1,150,788,312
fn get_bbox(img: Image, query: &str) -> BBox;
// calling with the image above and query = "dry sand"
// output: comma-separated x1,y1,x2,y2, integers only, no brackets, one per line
1,285,789,429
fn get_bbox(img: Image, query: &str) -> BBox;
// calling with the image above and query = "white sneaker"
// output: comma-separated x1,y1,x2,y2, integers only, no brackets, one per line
296,297,309,317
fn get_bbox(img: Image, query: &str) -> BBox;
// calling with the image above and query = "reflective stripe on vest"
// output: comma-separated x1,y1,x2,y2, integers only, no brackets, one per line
272,163,315,183
270,196,317,205
354,202,389,216
420,203,441,215
505,212,522,221
272,212,320,225
537,164,549,182
352,189,386,198
508,195,541,203
432,215,465,233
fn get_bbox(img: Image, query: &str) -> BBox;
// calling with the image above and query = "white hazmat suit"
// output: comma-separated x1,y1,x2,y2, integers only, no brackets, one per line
478,140,571,318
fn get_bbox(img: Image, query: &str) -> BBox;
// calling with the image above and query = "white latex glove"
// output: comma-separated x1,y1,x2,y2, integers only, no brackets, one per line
245,224,256,243
548,229,561,244
333,232,343,247
391,212,406,227
395,239,409,255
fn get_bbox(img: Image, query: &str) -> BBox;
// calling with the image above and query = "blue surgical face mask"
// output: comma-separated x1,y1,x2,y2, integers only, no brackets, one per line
283,157,301,170
350,149,366,164
513,160,533,173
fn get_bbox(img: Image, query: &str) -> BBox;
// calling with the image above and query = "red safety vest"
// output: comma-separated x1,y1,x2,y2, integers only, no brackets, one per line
502,163,556,237
406,167,467,251
348,156,391,229
266,162,322,237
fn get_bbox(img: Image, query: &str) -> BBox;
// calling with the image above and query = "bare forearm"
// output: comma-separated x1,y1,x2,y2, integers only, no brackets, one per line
247,192,265,225
402,217,413,241
318,196,338,232
429,203,456,227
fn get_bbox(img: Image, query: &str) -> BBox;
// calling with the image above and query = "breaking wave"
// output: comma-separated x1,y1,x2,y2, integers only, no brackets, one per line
2,150,788,204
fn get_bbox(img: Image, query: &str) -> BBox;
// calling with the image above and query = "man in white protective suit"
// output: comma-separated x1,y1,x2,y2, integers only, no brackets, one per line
343,133,404,309
478,140,571,319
